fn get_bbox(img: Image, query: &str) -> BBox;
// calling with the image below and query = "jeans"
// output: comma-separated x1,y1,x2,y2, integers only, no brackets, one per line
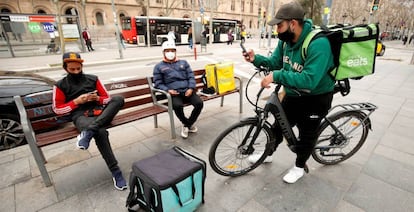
172,92,203,128
189,38,193,49
73,96,125,172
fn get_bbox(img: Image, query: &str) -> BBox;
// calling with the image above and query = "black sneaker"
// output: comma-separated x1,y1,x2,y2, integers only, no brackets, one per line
112,169,127,191
76,130,94,150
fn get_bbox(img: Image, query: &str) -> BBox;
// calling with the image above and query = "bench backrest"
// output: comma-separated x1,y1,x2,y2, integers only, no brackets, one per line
20,77,153,132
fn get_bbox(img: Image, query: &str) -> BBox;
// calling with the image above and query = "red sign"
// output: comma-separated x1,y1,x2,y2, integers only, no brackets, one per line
29,16,55,22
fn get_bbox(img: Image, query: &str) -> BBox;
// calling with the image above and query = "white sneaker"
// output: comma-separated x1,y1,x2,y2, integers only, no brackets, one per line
181,126,189,138
283,166,305,184
188,126,198,133
248,153,273,164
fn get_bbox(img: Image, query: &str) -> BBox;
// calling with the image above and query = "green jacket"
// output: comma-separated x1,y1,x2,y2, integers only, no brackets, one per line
253,19,335,96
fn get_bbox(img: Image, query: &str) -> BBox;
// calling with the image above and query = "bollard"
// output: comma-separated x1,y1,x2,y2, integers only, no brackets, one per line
194,47,197,60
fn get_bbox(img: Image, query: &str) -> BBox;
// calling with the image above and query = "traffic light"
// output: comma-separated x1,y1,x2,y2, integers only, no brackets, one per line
371,0,380,11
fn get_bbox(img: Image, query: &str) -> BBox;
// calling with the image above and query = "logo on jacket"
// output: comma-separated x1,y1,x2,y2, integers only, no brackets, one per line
283,55,304,72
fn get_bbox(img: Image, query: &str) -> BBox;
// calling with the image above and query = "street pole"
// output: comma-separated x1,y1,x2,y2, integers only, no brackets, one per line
146,0,151,47
266,0,274,49
191,0,197,58
209,0,214,45
54,0,65,54
81,0,88,28
323,0,332,25
111,0,123,59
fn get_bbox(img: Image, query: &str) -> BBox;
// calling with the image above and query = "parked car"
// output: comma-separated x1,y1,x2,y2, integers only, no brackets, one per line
376,40,386,56
0,71,55,151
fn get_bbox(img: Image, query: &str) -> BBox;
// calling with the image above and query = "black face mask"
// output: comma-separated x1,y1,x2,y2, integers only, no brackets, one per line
278,27,295,42
68,71,84,82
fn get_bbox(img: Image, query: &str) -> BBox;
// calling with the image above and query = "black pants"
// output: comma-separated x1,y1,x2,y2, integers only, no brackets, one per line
172,92,203,128
271,92,333,168
72,96,124,172
85,39,94,51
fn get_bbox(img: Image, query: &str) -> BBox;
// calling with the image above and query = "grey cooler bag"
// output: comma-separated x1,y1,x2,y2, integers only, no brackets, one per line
126,146,206,212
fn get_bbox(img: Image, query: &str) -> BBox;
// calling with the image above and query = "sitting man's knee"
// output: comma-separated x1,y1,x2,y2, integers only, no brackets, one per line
111,95,125,107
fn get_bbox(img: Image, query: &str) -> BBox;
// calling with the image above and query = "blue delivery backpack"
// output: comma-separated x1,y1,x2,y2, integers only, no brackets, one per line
126,146,206,212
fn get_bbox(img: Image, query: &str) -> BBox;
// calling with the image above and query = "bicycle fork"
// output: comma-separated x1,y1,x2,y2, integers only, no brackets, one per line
239,116,267,155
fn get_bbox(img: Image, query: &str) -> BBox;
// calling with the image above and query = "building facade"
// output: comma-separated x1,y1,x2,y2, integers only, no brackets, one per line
0,0,284,39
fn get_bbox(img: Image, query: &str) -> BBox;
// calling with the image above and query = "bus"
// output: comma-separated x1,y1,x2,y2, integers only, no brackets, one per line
120,16,239,46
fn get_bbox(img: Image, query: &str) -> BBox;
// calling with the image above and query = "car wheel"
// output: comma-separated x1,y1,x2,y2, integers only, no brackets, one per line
0,114,25,151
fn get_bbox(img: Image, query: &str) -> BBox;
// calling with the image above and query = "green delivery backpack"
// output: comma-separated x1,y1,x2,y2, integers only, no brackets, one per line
302,23,380,81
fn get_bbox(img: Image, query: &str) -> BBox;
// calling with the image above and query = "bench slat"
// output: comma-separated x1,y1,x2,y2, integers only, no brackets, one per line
35,105,167,147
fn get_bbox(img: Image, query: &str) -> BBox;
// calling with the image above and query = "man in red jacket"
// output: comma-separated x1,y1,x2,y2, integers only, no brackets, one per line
52,52,127,190
82,28,94,51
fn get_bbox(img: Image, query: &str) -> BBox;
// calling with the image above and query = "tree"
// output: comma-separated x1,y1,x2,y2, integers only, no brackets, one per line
299,0,323,25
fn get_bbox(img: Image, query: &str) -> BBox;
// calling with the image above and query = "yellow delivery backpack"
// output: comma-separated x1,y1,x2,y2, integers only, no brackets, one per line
204,62,236,94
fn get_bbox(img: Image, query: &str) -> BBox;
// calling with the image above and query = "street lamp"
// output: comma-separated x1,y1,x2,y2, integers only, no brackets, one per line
342,13,348,24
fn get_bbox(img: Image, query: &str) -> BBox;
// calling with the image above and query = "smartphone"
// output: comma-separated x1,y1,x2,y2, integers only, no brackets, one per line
240,42,247,53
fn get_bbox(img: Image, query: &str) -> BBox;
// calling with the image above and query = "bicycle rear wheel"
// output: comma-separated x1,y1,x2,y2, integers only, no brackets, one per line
209,118,273,176
312,111,369,165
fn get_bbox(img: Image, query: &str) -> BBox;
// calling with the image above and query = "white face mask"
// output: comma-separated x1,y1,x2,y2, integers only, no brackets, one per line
165,52,176,60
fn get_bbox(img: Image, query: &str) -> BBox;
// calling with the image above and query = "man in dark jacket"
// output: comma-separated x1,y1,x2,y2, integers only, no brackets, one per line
243,1,335,184
153,41,204,138
52,52,127,190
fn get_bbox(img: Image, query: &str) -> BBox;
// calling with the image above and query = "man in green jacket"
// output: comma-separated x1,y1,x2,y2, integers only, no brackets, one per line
243,1,335,184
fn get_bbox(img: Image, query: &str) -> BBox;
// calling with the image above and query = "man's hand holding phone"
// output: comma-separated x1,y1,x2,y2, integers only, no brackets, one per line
240,43,254,62
87,90,99,102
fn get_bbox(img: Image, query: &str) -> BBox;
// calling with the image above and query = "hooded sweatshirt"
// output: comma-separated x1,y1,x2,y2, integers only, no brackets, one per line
253,19,335,96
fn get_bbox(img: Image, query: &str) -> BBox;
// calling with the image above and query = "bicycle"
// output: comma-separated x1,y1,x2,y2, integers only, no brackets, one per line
208,67,377,177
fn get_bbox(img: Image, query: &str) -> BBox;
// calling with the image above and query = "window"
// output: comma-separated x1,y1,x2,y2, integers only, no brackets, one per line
96,12,104,25
250,1,253,13
1,8,11,13
156,0,162,3
183,0,188,8
231,0,235,11
241,0,245,12
37,9,47,14
65,8,78,24
119,13,125,21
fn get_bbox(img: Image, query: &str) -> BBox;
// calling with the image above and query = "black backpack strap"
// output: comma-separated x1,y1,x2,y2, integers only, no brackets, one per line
334,79,351,96
126,172,140,211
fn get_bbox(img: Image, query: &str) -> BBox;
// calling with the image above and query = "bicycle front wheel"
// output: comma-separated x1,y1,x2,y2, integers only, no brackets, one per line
312,111,370,165
209,119,273,177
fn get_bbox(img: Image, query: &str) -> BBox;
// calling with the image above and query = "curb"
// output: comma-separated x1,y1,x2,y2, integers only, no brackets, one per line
15,52,213,74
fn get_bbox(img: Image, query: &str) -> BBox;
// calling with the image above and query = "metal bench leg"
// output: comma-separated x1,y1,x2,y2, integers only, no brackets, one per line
168,109,176,139
154,115,158,128
27,136,53,186
14,96,52,186
239,80,243,113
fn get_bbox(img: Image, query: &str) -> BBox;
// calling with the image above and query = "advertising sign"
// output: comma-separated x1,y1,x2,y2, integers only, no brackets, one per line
62,24,80,38
42,22,55,33
28,22,42,33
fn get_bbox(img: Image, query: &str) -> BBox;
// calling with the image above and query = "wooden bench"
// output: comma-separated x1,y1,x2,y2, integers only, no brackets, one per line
13,77,168,187
147,69,243,139
14,69,242,187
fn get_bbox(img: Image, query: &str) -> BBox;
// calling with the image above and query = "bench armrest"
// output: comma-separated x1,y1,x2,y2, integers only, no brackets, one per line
146,76,173,110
